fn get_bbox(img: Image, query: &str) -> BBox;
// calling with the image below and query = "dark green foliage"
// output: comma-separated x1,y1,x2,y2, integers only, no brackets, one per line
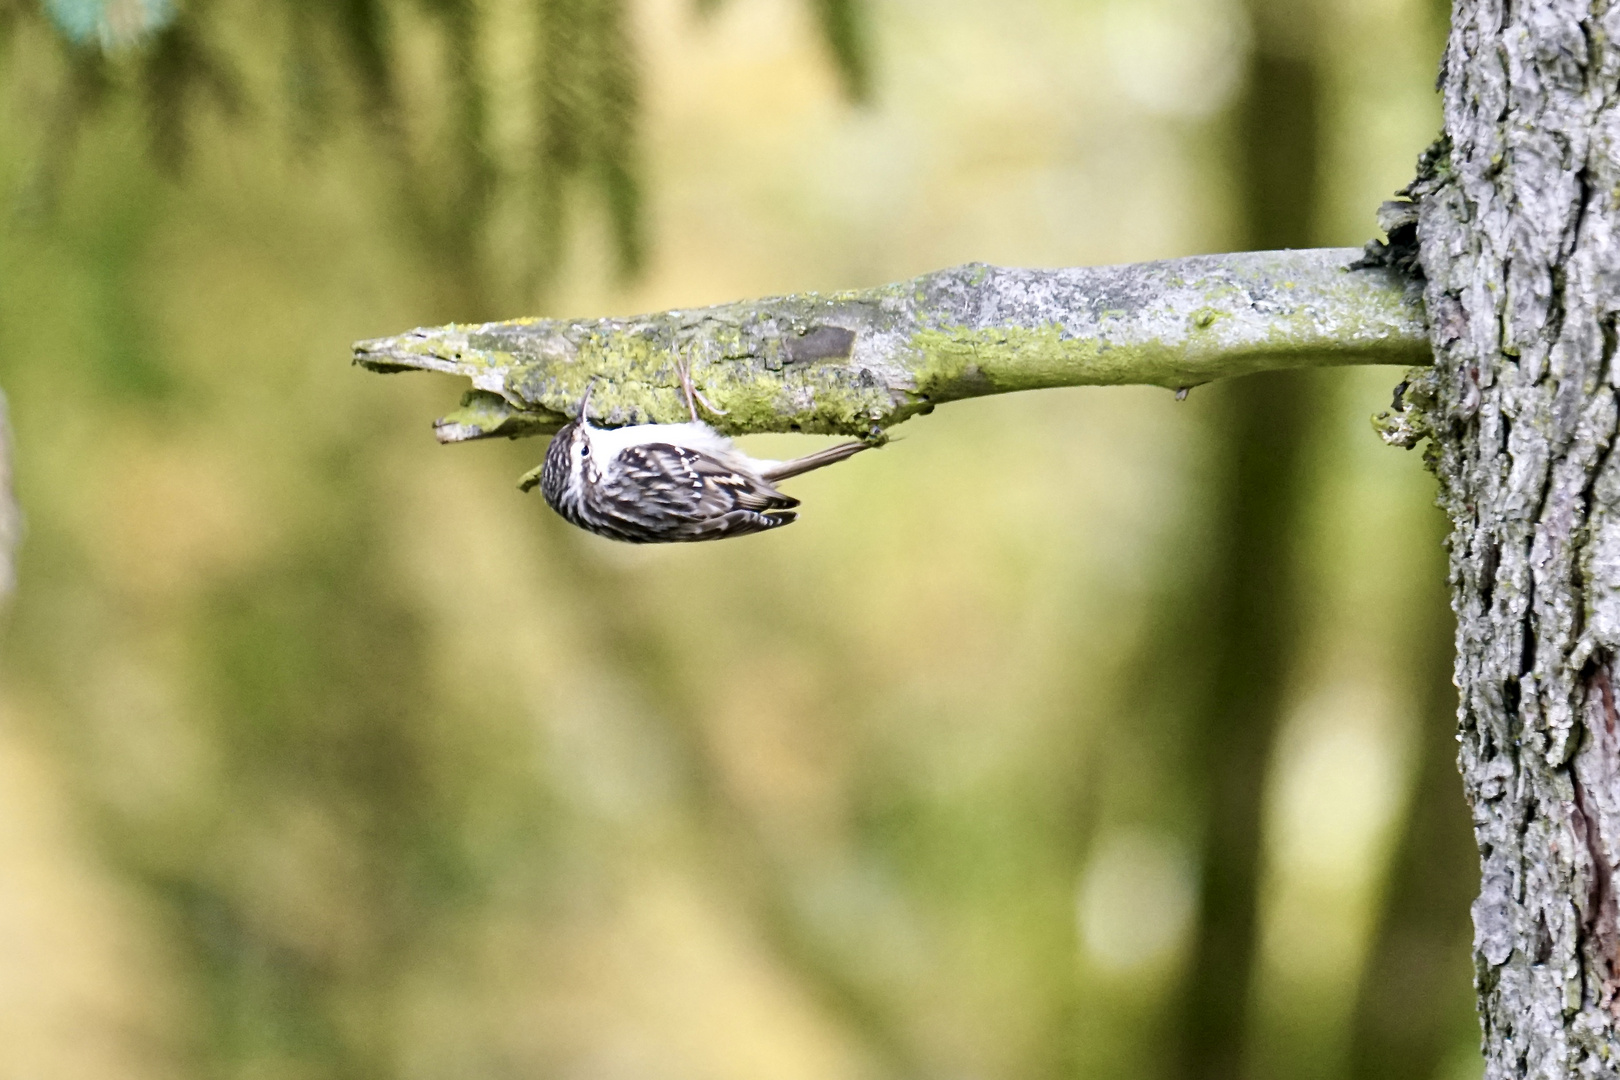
810,0,869,102
536,0,641,282
3,0,867,310
140,15,244,170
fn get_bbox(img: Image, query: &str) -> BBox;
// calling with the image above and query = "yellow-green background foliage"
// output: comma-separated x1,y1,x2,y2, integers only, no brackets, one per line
0,1,1475,1078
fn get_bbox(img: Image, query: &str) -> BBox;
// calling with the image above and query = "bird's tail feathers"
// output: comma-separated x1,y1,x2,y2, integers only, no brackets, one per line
759,440,874,483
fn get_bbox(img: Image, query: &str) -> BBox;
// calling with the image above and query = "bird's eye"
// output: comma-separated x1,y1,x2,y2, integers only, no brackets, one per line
579,443,590,457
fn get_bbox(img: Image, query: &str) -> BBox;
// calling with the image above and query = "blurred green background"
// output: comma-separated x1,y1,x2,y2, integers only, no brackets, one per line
0,0,1478,1078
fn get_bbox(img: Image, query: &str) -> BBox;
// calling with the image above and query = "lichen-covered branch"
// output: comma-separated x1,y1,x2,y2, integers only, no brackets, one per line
353,248,1428,442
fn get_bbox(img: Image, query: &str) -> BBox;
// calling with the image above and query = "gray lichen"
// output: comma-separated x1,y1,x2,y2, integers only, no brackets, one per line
353,248,1430,442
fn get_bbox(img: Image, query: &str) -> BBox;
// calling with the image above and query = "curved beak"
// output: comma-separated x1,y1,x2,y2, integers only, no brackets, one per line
577,379,597,425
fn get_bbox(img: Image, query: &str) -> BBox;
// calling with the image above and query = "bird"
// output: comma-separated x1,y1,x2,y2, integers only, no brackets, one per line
523,380,880,543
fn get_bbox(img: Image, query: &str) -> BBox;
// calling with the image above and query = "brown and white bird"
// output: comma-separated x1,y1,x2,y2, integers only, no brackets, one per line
524,383,879,543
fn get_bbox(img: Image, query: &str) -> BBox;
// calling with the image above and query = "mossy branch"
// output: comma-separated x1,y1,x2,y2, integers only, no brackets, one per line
352,248,1428,442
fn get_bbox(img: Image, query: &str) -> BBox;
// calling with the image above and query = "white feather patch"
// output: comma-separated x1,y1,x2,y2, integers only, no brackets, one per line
583,421,777,476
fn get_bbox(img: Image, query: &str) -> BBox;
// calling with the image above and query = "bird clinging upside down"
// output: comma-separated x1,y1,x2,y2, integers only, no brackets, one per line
524,377,881,543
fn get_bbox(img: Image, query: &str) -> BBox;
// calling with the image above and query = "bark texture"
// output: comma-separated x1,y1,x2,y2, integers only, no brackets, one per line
354,250,1425,443
1414,0,1620,1072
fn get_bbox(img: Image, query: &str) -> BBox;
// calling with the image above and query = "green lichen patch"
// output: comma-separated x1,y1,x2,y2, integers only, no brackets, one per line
907,324,1197,396
434,391,564,443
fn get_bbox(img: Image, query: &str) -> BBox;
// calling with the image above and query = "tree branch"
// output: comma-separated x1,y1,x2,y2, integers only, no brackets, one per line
352,247,1428,442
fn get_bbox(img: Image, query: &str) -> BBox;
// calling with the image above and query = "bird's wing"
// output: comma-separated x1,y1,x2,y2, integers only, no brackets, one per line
598,443,799,538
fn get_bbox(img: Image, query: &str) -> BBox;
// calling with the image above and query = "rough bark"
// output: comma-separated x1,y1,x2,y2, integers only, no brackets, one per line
353,250,1425,443
1412,0,1620,1072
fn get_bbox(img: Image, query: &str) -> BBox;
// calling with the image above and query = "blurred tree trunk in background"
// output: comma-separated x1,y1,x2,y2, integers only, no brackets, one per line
1346,506,1477,1080
1172,8,1322,1080
0,390,15,600
1342,3,1478,1072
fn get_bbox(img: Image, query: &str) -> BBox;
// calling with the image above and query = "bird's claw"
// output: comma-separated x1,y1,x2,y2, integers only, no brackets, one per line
675,354,728,421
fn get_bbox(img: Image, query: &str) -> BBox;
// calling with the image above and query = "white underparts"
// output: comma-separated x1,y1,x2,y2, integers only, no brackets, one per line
581,420,779,478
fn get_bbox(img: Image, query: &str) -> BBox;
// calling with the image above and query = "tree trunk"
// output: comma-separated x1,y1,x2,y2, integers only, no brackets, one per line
1416,0,1620,1071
